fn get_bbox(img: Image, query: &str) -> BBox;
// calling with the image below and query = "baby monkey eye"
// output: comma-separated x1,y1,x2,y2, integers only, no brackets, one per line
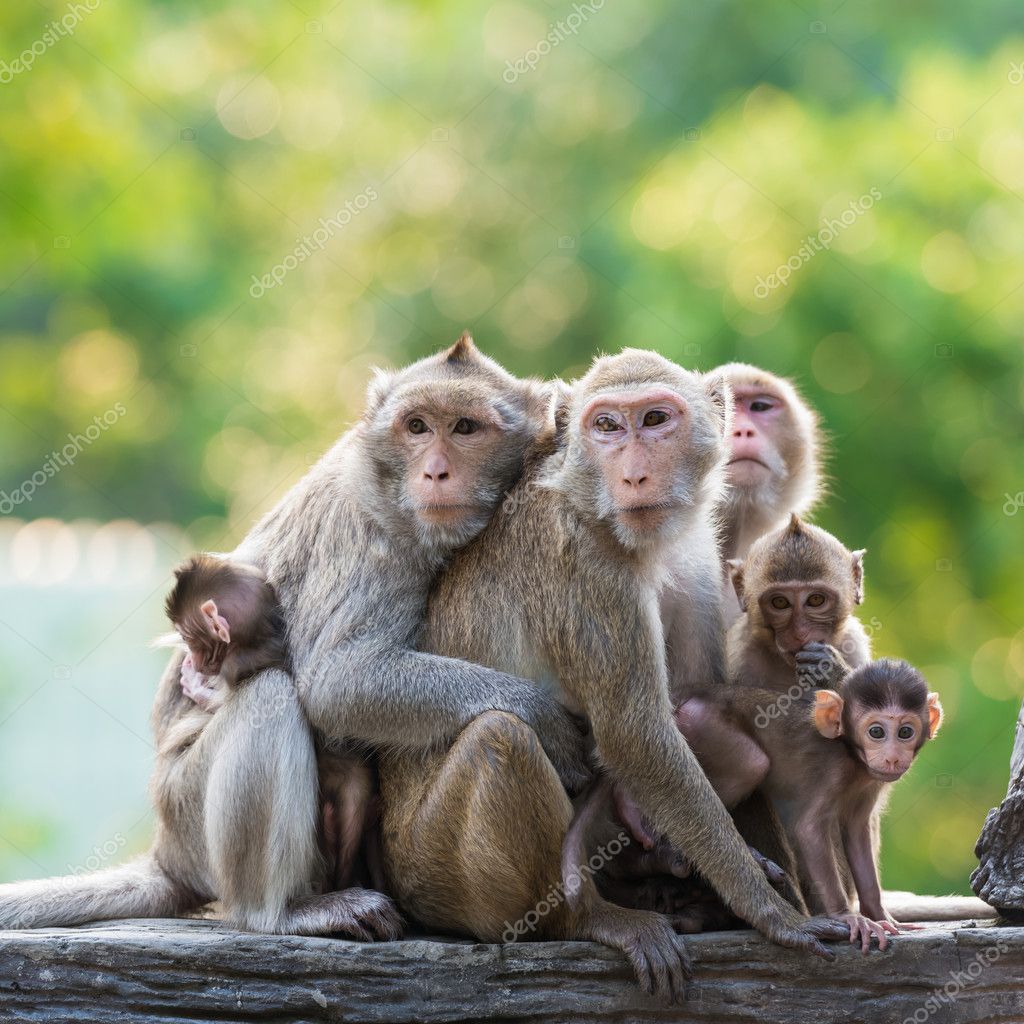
407,418,428,435
453,418,478,435
868,725,885,740
749,399,774,413
806,593,826,607
770,595,790,610
897,725,915,740
642,410,669,427
594,414,622,432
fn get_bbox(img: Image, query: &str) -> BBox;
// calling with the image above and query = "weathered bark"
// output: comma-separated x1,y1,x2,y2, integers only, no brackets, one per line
0,918,1020,1023
973,701,1024,919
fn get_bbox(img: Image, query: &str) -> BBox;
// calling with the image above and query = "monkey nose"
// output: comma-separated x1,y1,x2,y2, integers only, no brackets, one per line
622,473,649,488
423,454,451,482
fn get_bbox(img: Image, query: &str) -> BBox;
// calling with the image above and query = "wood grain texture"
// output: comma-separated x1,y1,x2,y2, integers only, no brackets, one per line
1,917,1022,1023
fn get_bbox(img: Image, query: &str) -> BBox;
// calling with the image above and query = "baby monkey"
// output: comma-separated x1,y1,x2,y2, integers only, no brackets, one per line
163,554,376,891
718,654,943,951
164,554,288,710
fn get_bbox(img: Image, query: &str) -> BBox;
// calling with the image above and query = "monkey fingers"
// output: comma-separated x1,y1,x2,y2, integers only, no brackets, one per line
746,845,789,892
764,913,856,961
794,642,850,689
290,888,404,941
830,911,891,954
179,658,218,710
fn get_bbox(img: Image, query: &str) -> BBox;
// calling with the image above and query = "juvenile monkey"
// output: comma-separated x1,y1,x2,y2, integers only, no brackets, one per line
163,554,376,892
381,350,847,1004
707,658,943,951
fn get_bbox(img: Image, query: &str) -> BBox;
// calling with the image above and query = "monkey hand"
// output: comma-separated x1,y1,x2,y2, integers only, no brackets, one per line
180,654,219,711
758,910,853,960
795,642,851,690
829,910,897,954
523,694,592,795
746,844,789,893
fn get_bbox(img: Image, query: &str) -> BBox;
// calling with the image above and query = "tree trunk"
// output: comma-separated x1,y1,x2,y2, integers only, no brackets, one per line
972,700,1024,919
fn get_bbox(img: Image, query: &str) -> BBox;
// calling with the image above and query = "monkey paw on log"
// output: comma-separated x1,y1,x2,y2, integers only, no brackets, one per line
972,700,1024,920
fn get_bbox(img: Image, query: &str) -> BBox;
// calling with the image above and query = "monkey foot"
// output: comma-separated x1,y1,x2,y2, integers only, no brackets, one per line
582,901,692,1004
289,888,404,942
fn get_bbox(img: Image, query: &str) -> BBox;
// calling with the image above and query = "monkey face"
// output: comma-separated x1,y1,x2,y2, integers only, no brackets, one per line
758,582,840,660
848,706,928,781
579,385,693,534
726,385,790,494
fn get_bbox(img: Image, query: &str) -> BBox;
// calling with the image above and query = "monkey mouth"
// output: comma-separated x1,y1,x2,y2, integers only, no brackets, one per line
416,503,480,522
867,767,906,783
727,457,769,470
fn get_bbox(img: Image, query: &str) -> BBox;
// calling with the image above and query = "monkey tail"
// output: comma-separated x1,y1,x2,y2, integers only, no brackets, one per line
0,855,196,930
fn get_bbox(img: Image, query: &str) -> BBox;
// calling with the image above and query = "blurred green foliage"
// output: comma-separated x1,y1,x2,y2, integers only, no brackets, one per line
1,0,1023,895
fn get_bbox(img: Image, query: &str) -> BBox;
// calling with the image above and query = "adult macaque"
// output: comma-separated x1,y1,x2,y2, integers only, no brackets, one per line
0,335,586,938
706,657,943,952
712,364,823,624
380,350,847,1004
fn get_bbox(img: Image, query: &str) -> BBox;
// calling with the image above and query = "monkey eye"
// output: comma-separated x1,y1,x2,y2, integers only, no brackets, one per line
868,725,885,740
897,725,915,740
769,595,790,610
594,414,622,433
806,593,826,608
407,418,429,435
453,418,479,435
642,410,669,427
749,398,775,413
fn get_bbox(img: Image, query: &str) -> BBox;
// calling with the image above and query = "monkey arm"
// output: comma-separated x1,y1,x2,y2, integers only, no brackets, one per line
791,808,849,916
297,646,590,792
843,796,886,920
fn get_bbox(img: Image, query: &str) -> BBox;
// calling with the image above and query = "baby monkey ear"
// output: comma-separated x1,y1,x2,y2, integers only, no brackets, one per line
726,559,747,612
200,599,231,643
926,692,944,739
813,689,845,739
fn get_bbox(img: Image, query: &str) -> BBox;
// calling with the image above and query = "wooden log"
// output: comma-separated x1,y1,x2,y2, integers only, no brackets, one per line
973,700,1024,918
0,917,1021,1023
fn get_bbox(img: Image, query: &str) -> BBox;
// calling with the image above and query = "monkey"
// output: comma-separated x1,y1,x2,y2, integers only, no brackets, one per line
0,334,588,941
378,349,849,1004
698,657,943,952
162,553,288,715
163,553,378,893
715,363,823,586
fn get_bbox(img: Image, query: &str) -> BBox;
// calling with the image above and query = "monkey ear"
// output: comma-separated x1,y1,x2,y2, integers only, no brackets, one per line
363,367,395,418
444,330,478,363
702,371,732,437
550,379,573,445
787,512,805,536
851,549,866,604
926,692,944,738
812,690,844,739
200,599,231,644
726,559,747,611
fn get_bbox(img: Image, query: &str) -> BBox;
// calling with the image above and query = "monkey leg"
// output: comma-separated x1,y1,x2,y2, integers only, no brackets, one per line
194,670,402,939
381,711,691,1001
